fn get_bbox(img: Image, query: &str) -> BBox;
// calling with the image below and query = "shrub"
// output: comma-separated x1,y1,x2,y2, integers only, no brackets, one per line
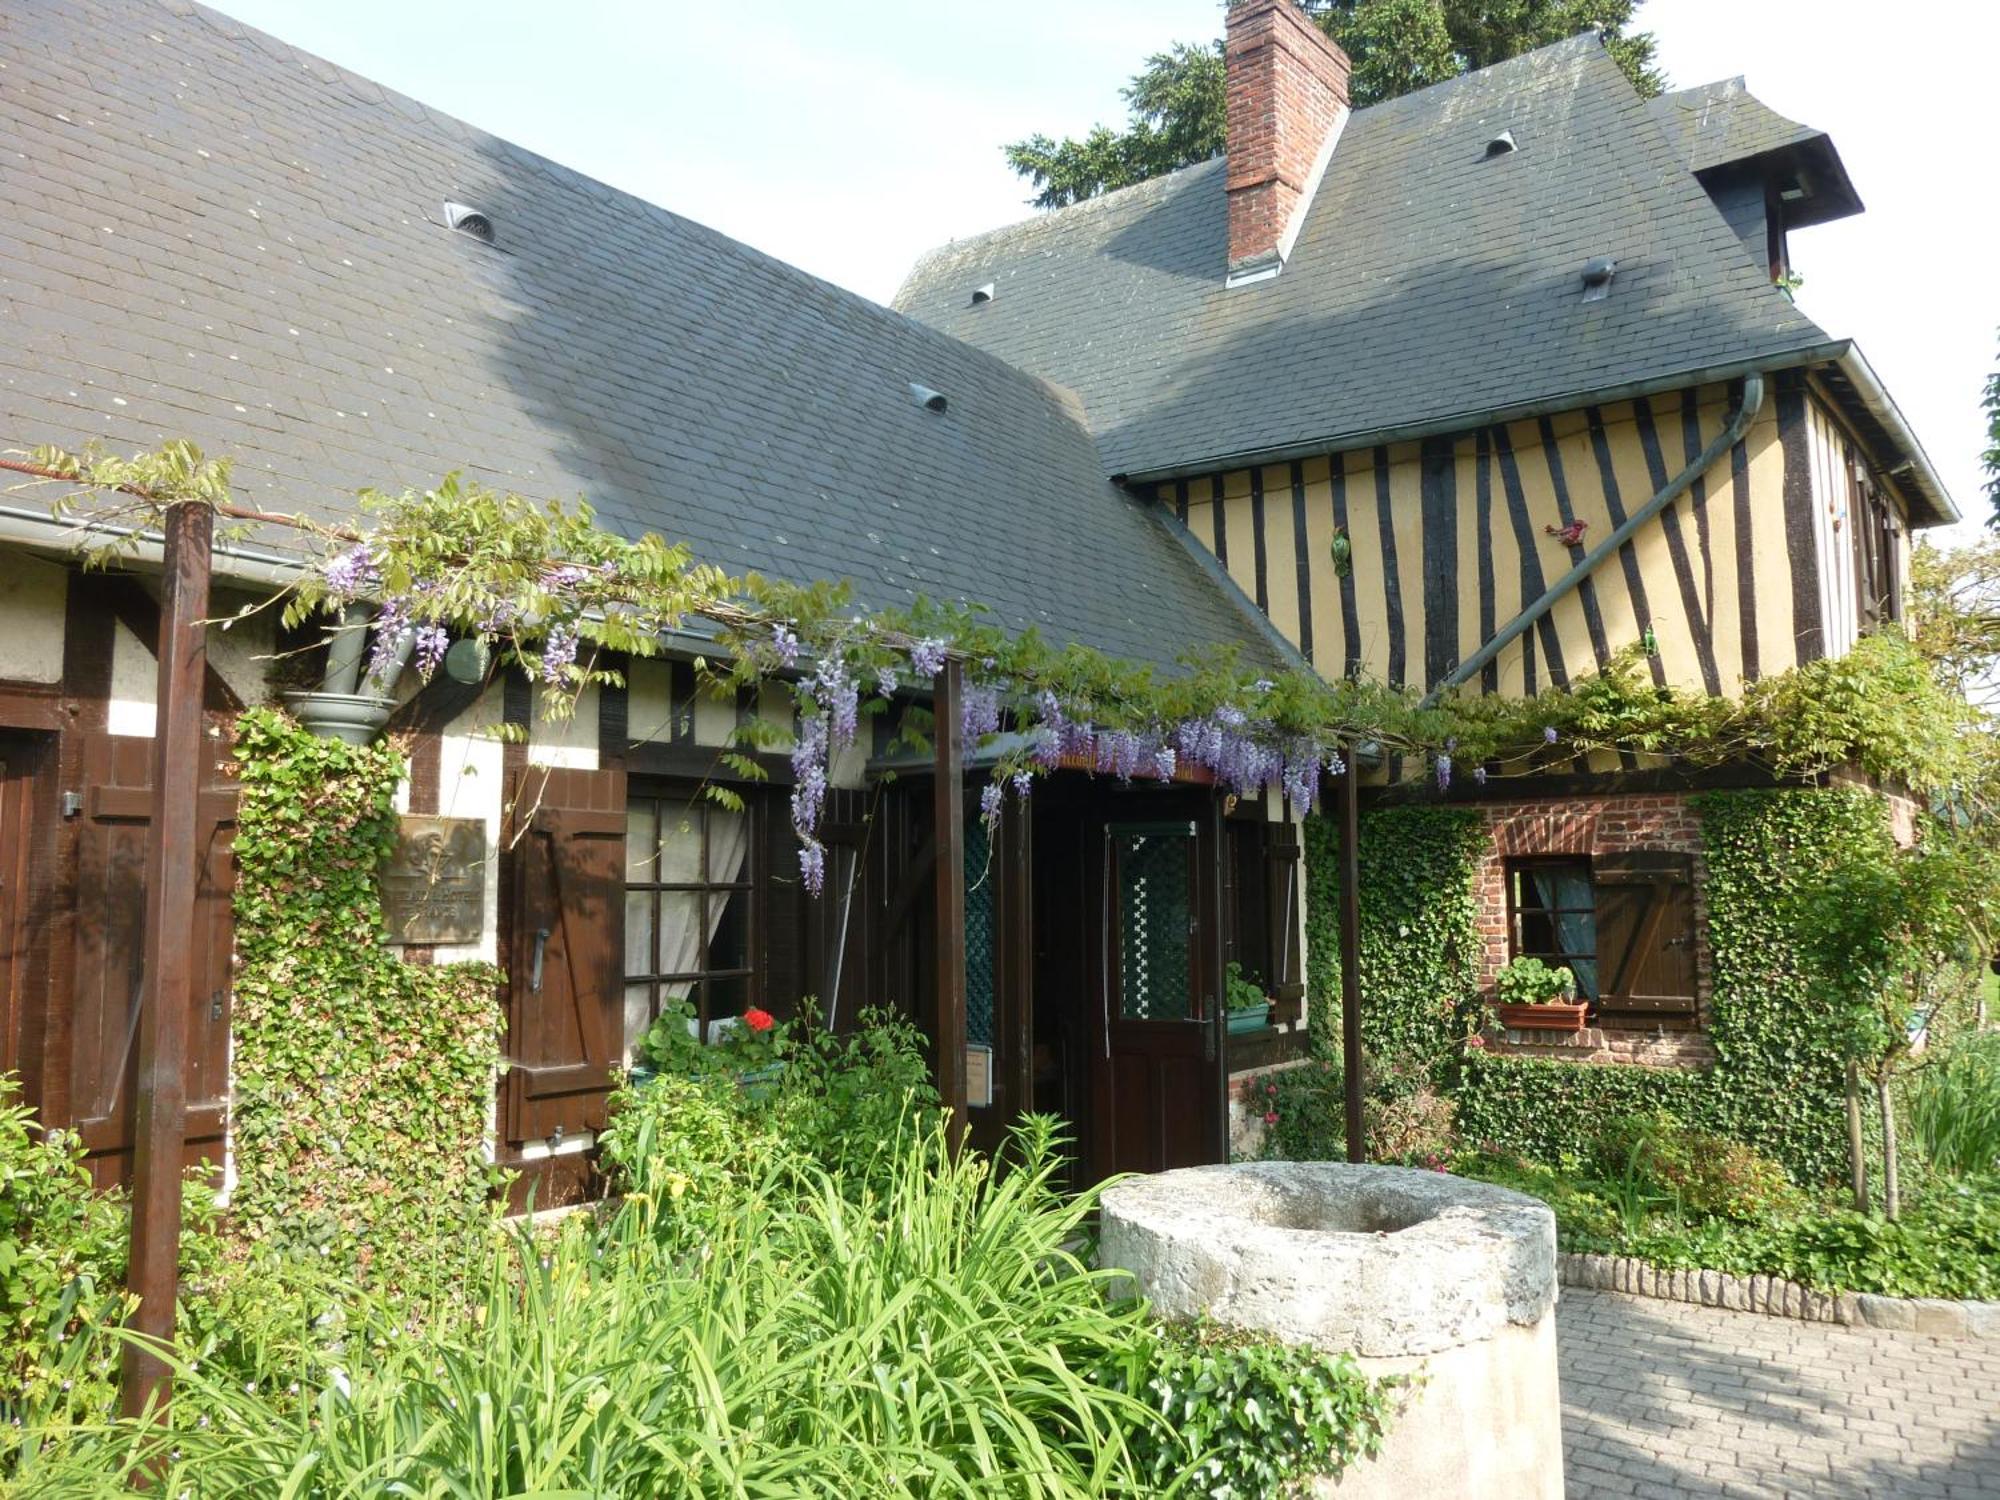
1103,1321,1393,1498
1593,1112,1799,1222
0,1077,128,1426
1909,1029,2000,1178
1259,1054,1456,1166
16,1118,1395,1498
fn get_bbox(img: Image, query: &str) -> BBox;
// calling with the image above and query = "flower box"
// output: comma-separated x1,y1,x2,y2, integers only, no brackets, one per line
1494,1001,1590,1033
1227,1003,1273,1036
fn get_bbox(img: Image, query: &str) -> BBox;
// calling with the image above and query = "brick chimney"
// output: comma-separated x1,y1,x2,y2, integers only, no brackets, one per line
1225,0,1350,283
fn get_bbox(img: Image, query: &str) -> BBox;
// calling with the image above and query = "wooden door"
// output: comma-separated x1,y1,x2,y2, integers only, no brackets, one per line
0,735,48,1080
67,732,236,1186
1089,807,1225,1178
504,764,626,1148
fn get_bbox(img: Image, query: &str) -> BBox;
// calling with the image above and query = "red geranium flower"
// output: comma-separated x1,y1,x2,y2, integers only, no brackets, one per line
743,1007,776,1034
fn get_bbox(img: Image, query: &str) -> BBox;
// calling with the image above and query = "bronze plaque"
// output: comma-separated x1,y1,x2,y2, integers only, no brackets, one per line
381,816,487,945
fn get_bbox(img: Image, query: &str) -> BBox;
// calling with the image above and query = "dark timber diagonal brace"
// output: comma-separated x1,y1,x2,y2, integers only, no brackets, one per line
1421,373,1768,707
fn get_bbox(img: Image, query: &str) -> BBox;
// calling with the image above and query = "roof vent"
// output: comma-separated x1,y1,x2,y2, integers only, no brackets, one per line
1484,129,1518,158
443,201,495,244
971,283,996,306
1580,256,1616,302
909,383,948,413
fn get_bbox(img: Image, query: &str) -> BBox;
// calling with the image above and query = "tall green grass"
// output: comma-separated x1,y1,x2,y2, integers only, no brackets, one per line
11,1120,1166,1497
1910,1029,2000,1178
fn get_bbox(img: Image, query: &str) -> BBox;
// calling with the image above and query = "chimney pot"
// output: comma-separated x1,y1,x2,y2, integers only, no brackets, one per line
1224,0,1350,282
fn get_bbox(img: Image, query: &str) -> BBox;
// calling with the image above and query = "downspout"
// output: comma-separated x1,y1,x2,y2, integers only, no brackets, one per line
1148,502,1315,675
1420,373,1767,708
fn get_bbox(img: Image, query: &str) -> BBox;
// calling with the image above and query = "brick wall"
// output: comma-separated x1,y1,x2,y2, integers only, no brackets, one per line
1474,792,1717,1068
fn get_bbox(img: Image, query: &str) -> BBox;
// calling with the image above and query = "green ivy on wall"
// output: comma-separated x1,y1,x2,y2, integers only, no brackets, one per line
229,709,503,1273
1303,805,1487,1074
1309,786,1897,1187
1694,786,1894,1184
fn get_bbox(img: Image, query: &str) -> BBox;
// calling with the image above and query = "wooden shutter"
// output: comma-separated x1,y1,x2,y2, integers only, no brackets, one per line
504,765,626,1145
1266,820,1305,1010
68,732,236,1185
1593,851,1698,1026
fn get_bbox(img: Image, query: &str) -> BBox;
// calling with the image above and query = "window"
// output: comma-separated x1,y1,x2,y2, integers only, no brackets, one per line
623,790,756,1047
1506,858,1599,999
1502,852,1700,1029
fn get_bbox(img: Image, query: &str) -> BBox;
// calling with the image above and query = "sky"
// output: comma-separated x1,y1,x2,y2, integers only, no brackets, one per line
209,0,1998,538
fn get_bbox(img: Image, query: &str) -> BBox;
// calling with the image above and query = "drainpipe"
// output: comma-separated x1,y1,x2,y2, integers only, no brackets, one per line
1421,373,1767,707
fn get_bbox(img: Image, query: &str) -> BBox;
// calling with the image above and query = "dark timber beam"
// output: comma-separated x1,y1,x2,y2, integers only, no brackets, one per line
931,660,968,1154
120,500,212,1421
1339,747,1365,1164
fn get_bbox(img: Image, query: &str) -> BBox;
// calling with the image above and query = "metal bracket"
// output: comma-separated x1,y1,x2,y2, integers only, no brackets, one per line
529,927,550,993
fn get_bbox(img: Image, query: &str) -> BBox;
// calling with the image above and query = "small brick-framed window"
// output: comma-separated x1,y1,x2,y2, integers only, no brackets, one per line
1504,852,1700,1029
1505,857,1599,999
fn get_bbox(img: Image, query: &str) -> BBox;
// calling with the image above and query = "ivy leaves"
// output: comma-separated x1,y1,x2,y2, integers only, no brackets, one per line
229,710,503,1277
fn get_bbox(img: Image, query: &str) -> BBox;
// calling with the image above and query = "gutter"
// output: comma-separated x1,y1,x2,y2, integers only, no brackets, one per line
1118,345,1843,487
1420,372,1767,707
1825,345,1959,526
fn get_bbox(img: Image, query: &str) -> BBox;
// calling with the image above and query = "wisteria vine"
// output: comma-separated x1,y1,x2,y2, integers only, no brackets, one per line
18,441,1985,901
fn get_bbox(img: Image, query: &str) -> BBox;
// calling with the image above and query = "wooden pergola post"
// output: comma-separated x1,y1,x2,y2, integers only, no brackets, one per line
119,499,212,1420
1339,745,1365,1164
931,659,968,1153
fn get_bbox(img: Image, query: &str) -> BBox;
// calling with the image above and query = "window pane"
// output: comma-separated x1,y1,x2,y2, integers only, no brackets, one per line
624,890,655,978
709,890,750,974
1117,827,1193,1021
705,806,750,885
657,800,703,885
657,891,704,977
625,802,658,880
705,974,750,1030
624,982,654,1055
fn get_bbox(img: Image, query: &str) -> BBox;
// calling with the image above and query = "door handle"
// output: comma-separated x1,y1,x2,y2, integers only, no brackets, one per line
530,928,550,993
1203,996,1217,1062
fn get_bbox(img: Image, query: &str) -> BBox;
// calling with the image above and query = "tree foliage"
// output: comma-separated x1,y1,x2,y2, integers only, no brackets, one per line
1983,328,2000,525
1005,0,1665,208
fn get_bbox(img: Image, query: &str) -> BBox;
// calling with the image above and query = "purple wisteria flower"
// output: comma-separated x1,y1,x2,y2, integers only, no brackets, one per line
812,658,859,749
876,666,899,697
1152,746,1178,782
797,837,826,897
323,544,379,601
979,781,1004,827
1012,769,1034,799
770,624,802,669
1436,753,1453,792
908,637,948,678
1473,766,1489,786
541,620,579,684
413,624,450,681
1543,725,1560,745
961,684,1001,740
366,598,410,682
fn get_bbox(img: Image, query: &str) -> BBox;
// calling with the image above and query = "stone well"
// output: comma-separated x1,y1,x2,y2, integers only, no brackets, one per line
1099,1162,1563,1498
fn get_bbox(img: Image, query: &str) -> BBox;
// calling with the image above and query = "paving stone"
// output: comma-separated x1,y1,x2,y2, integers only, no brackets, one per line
1560,1288,2000,1499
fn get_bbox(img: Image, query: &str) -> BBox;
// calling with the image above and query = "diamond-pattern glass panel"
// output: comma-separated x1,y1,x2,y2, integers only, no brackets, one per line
1116,825,1194,1020
965,813,996,1048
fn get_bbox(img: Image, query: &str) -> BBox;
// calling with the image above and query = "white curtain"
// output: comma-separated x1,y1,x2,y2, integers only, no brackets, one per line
632,800,751,1043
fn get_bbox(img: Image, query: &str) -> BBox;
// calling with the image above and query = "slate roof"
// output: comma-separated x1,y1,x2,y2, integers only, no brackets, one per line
894,36,1841,482
0,0,1276,671
1647,77,1822,175
1647,76,1860,229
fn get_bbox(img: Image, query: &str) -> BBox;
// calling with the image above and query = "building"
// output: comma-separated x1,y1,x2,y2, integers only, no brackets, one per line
0,0,1952,1201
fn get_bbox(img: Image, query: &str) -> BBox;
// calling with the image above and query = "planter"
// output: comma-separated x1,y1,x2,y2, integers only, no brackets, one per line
283,689,396,746
1227,1004,1273,1036
1495,1001,1589,1033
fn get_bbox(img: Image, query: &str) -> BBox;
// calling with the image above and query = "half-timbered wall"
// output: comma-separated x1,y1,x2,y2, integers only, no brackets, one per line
1173,378,1912,699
